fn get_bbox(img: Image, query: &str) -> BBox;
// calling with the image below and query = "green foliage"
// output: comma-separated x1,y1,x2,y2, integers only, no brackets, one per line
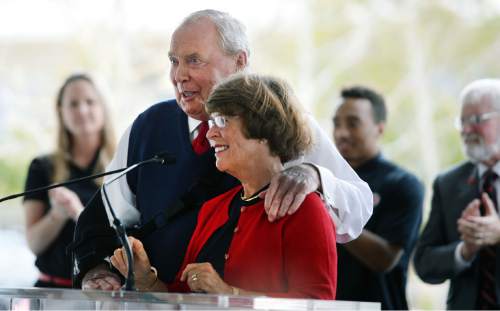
0,158,27,198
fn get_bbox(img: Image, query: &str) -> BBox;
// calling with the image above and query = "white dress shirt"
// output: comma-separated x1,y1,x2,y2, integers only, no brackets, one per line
188,117,203,141
103,113,373,243
455,161,500,270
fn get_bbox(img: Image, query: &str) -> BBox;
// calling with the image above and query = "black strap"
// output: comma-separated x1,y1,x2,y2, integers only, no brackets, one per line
131,170,232,239
129,198,200,240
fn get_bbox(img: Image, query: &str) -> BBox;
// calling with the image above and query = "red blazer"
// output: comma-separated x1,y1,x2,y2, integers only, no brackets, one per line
168,185,337,299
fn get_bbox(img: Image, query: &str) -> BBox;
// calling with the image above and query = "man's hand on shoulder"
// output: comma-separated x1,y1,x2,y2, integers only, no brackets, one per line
262,164,320,222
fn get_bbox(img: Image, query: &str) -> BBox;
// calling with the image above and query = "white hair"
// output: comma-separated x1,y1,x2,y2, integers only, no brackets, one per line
460,78,500,110
460,79,500,163
180,10,250,60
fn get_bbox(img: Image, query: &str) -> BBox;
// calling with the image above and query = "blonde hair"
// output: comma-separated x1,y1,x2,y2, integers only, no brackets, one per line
52,74,115,184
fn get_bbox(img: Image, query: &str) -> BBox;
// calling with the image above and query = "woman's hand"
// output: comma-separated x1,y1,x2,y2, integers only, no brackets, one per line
48,187,84,221
180,262,232,294
110,236,157,290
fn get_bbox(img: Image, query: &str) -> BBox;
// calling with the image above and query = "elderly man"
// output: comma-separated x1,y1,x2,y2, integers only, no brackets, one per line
73,10,372,290
333,86,423,309
414,79,500,309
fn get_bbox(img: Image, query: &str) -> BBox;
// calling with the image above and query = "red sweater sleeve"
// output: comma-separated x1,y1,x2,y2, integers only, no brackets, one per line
167,186,241,293
267,194,337,299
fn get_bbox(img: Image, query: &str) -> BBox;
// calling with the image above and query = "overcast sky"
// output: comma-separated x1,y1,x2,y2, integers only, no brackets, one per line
0,0,305,39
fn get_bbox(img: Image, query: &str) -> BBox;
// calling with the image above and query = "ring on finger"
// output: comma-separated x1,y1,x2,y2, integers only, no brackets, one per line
191,273,198,282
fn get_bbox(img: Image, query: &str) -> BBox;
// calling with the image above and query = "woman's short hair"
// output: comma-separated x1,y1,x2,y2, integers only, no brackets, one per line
206,73,312,163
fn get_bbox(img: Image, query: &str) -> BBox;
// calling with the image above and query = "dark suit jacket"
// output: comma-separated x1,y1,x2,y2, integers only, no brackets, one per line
413,161,500,309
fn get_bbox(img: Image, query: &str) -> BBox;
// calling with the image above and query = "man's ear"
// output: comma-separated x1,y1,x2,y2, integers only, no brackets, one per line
235,51,248,71
377,122,385,136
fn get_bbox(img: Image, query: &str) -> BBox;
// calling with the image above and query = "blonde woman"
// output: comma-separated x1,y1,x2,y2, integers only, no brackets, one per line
23,74,115,288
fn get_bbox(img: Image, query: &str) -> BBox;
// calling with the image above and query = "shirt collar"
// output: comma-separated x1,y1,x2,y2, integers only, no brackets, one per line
188,116,203,134
477,161,500,179
355,153,382,173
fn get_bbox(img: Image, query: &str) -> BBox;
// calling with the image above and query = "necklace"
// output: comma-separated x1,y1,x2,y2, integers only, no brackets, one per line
240,191,262,202
240,184,270,202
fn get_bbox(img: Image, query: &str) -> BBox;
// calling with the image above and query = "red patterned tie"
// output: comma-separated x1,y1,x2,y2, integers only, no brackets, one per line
192,121,210,155
477,170,498,309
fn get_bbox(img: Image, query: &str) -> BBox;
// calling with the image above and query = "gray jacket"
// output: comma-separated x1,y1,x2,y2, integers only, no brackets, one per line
414,161,500,309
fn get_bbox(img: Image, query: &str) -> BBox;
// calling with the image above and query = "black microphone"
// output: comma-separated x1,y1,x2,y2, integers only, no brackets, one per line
101,151,175,291
0,152,175,204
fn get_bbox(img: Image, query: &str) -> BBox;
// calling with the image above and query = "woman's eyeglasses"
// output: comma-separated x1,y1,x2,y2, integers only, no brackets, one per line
208,114,229,128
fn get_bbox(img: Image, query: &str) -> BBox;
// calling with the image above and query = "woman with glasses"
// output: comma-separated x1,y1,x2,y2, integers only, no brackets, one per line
23,74,115,287
111,73,337,299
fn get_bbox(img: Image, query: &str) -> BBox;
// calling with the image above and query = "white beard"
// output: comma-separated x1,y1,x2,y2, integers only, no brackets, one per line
463,134,500,163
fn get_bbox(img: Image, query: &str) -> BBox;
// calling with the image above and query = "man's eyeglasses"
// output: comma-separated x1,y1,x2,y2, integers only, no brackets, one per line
455,111,500,130
208,114,229,129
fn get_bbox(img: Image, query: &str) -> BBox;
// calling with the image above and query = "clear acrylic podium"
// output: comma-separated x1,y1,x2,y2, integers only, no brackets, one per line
0,288,380,310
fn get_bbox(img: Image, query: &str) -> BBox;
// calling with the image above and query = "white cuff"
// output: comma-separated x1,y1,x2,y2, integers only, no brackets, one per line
314,164,338,209
454,242,474,272
308,163,359,243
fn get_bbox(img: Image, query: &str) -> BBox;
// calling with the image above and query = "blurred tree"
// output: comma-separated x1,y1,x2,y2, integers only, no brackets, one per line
252,0,500,186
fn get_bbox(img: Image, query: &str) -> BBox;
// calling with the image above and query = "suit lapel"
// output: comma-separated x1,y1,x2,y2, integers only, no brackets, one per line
457,164,480,213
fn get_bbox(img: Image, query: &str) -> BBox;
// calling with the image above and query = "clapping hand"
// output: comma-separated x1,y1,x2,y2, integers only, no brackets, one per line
458,193,500,260
48,187,84,221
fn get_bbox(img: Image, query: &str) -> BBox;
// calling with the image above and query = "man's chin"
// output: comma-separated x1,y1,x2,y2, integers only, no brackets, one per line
183,107,208,120
464,145,495,163
177,98,205,116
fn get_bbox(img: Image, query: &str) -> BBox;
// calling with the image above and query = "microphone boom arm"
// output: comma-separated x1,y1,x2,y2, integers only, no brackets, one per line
0,168,127,203
0,151,176,291
99,152,175,291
